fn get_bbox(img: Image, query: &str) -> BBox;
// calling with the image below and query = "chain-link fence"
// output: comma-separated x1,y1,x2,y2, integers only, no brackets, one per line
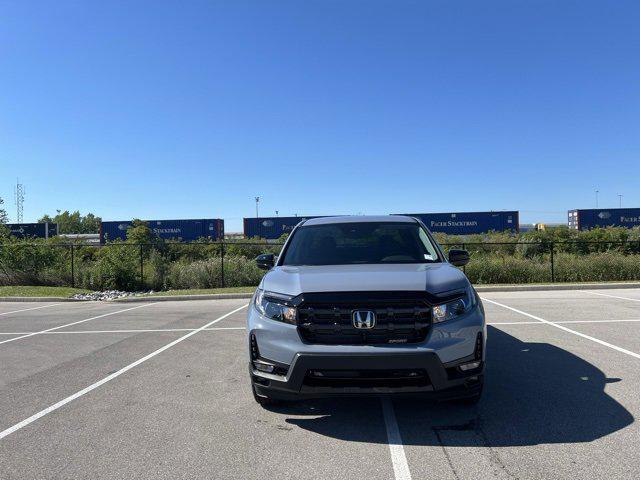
0,242,283,291
1,240,640,290
440,241,640,284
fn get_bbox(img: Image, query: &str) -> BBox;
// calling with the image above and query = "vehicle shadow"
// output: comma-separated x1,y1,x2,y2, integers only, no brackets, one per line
280,326,634,446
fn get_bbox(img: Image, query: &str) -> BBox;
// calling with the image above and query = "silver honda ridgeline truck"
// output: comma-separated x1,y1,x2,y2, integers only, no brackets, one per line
247,216,485,406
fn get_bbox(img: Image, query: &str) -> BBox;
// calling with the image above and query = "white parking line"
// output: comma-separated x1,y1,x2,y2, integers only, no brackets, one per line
482,297,640,360
0,304,247,441
381,397,412,480
0,303,158,345
489,319,640,325
0,327,246,335
584,291,640,302
0,304,60,317
4,318,640,335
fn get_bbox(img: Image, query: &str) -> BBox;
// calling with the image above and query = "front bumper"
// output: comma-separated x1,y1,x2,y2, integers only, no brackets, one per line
248,300,486,400
251,351,484,400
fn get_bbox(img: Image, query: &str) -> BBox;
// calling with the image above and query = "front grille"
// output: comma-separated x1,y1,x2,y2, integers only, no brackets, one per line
296,292,431,345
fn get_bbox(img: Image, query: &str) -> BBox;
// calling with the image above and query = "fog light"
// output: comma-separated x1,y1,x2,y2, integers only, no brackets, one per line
253,360,275,373
459,361,481,371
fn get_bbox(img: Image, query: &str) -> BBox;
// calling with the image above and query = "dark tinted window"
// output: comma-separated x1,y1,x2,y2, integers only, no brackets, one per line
280,222,440,266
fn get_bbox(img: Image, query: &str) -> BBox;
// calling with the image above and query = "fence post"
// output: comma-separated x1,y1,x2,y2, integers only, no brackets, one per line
139,244,144,289
462,243,466,274
220,242,225,288
550,242,555,283
70,245,75,288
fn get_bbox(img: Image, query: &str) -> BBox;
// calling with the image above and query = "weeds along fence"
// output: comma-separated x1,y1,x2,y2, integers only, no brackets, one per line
0,242,283,291
440,241,640,284
1,240,640,290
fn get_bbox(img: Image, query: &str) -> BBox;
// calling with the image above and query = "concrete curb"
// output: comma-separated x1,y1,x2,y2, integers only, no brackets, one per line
2,282,640,302
0,297,88,302
473,282,640,292
110,293,254,303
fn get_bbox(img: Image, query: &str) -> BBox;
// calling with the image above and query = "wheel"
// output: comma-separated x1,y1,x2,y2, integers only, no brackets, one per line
457,390,482,405
450,375,484,405
252,383,280,407
454,382,483,406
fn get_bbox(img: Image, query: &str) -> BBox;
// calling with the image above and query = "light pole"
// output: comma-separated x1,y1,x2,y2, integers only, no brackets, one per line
618,194,623,208
255,197,260,218
595,190,599,208
275,210,279,217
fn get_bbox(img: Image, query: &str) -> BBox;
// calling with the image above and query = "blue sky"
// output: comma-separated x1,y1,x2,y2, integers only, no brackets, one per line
1,0,638,232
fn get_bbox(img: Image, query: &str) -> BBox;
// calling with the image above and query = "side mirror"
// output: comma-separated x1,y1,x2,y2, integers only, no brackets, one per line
448,249,470,267
256,253,275,270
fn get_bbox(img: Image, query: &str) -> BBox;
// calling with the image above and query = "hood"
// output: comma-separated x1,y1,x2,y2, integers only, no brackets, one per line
261,263,469,297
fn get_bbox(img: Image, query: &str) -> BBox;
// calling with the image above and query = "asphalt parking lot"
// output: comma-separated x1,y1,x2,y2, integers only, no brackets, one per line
0,289,639,479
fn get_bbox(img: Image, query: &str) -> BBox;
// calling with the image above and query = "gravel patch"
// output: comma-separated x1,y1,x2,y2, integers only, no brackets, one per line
71,290,155,301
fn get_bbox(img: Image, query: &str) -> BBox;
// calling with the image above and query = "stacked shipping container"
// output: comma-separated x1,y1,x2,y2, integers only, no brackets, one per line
99,219,224,243
10,208,640,243
243,216,324,240
568,208,640,230
7,222,58,239
396,211,519,235
243,212,519,238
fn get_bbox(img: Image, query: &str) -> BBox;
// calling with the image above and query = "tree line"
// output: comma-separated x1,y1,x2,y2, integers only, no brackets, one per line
0,195,101,234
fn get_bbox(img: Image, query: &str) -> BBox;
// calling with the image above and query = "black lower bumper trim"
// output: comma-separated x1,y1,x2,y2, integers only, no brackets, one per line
251,351,484,400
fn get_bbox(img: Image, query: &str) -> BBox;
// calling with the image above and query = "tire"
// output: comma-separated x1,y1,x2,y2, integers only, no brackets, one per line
454,383,483,406
458,391,482,406
252,383,280,407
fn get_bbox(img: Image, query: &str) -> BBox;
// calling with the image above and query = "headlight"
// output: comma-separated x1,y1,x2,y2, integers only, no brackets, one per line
254,288,297,324
432,288,475,323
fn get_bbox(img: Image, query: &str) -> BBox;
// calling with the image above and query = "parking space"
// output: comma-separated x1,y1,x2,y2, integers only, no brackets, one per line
585,289,640,302
483,290,640,324
554,321,640,354
0,289,639,479
51,298,246,332
0,302,61,317
0,302,135,334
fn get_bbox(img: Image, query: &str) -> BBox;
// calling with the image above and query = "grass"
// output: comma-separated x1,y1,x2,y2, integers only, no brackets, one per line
3,278,639,299
0,286,92,298
147,286,257,296
473,280,640,286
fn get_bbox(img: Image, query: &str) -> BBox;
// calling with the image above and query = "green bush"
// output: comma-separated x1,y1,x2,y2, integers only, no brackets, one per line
464,255,551,284
166,256,264,289
0,239,70,286
554,252,640,283
89,243,140,290
2,226,640,290
225,238,282,259
145,250,171,290
463,252,640,284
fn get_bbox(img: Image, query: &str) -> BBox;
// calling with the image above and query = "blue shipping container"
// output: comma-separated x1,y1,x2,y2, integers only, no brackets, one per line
7,222,58,239
100,219,224,243
397,211,519,235
568,208,640,230
244,216,327,240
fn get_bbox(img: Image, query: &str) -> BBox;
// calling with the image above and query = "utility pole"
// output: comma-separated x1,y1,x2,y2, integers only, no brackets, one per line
595,189,599,208
14,179,25,223
618,194,623,208
255,196,260,218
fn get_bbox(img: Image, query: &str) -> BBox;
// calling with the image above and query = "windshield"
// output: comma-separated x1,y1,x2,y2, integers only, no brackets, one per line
280,222,441,266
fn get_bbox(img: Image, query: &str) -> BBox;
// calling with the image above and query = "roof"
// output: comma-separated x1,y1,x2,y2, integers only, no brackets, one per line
301,215,416,226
